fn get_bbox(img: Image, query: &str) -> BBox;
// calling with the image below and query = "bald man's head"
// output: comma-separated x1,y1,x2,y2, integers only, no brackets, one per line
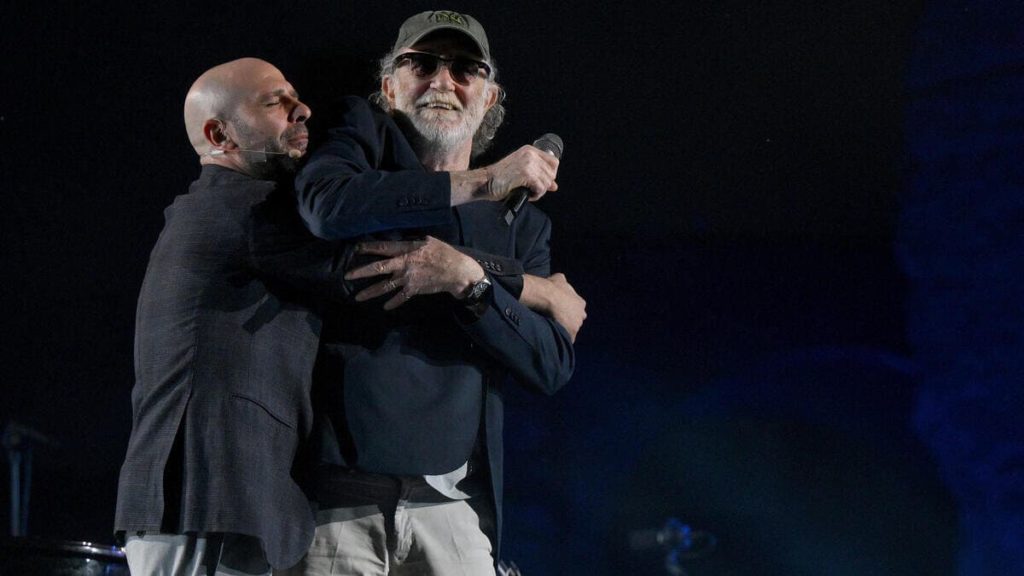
183,58,311,179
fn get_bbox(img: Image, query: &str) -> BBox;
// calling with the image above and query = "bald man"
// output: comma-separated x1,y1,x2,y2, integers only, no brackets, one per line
113,58,353,575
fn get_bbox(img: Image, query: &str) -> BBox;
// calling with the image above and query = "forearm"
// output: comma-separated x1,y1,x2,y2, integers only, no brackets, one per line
450,143,561,206
249,191,358,304
297,156,452,240
299,158,494,238
519,274,554,315
517,274,587,343
294,96,454,240
458,282,575,395
449,167,491,206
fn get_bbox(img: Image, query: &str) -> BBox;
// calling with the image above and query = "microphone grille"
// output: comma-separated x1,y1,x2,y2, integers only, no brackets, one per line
533,133,563,159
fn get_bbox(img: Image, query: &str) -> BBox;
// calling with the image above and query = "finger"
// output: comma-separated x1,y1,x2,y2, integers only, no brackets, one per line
382,288,415,311
346,257,400,280
530,181,559,198
535,153,558,175
529,186,557,201
530,145,560,166
528,175,554,199
541,155,559,174
541,150,560,166
354,277,402,301
355,240,422,257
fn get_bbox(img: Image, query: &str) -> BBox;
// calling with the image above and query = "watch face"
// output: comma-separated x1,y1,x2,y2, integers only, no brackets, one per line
467,276,492,303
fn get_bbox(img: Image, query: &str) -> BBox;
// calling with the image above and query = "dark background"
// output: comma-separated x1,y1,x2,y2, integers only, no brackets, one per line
3,1,1021,574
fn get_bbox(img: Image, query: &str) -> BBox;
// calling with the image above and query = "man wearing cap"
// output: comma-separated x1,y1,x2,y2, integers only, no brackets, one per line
281,9,585,576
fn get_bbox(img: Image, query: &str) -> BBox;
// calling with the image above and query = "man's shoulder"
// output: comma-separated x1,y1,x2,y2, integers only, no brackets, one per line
185,166,277,204
337,95,376,114
311,96,421,171
319,96,389,134
313,94,382,130
161,166,280,232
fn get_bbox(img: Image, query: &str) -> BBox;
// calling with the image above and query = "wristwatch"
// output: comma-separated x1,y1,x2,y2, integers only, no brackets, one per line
463,275,493,305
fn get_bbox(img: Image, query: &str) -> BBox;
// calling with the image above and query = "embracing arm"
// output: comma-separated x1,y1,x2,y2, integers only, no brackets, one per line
295,97,559,240
343,232,576,395
460,280,576,395
247,187,357,303
459,211,581,394
294,98,452,240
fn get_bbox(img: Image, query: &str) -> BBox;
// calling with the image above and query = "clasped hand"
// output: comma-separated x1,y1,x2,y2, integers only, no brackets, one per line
345,236,483,310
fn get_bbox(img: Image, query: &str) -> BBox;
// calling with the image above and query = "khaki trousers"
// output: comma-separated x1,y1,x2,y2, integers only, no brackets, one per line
276,474,495,576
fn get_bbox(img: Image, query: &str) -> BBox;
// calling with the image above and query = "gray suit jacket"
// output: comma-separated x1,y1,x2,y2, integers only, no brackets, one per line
114,165,352,569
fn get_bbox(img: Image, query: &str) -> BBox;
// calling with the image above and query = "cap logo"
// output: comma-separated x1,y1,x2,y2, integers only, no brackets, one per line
429,11,469,28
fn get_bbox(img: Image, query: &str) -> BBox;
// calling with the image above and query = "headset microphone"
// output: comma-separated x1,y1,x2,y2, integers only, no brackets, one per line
208,149,303,159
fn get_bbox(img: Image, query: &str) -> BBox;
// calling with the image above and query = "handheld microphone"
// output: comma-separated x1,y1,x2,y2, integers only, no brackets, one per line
503,133,563,225
208,148,303,159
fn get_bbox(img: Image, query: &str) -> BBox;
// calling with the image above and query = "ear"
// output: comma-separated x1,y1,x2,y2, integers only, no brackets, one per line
381,75,397,108
483,82,499,111
203,119,232,150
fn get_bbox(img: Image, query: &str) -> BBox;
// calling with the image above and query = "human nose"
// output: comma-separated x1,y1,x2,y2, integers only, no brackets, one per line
290,100,311,123
429,64,456,91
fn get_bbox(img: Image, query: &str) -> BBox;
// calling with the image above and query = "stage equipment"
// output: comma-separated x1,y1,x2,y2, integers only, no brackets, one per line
629,517,717,576
0,539,128,575
3,422,57,537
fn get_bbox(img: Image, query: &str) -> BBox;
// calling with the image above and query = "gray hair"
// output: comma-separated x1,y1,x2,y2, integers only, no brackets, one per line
369,48,507,159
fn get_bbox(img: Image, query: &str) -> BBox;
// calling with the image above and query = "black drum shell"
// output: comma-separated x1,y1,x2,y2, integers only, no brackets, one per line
0,539,128,576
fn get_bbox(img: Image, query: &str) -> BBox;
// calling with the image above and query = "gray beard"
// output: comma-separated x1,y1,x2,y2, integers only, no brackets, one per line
392,92,486,160
405,113,474,157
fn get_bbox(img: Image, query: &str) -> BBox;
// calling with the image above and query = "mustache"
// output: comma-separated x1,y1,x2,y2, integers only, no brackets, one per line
282,125,309,140
415,93,462,111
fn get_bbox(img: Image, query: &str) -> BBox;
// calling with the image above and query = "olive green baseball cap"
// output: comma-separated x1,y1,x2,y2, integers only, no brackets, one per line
392,10,491,62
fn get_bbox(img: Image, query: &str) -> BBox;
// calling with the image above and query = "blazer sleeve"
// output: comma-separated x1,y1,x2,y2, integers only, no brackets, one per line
295,96,453,240
454,246,524,299
247,187,357,303
457,209,575,395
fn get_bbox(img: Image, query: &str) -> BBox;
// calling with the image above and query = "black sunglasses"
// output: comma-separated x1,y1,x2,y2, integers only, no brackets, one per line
392,52,492,85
